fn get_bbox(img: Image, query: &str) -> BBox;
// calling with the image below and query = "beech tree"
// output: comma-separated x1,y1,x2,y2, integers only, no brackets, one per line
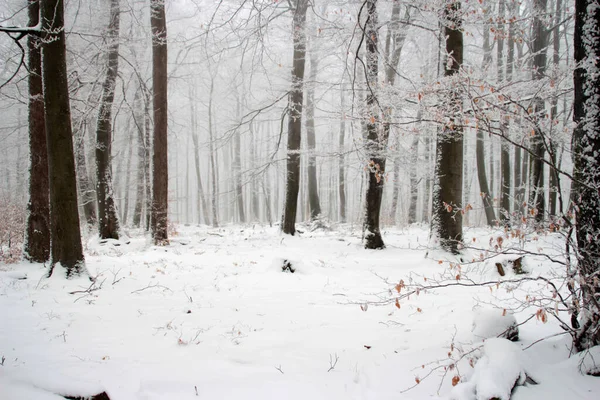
362,0,386,249
23,0,49,263
42,0,85,276
96,0,121,240
572,0,600,351
150,0,169,244
431,0,464,254
281,0,309,235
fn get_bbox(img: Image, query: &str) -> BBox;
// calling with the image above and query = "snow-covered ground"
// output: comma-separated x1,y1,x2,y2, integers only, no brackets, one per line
0,224,598,399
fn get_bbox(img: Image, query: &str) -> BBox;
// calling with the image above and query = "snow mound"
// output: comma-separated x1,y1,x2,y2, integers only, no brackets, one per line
472,308,518,341
450,338,528,400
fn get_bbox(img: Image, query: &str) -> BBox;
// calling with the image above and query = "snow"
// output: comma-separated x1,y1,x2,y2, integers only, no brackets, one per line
450,338,527,400
1,225,599,399
472,308,518,341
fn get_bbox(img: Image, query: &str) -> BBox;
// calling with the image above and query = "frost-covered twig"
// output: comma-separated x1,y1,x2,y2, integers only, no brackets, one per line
328,353,339,372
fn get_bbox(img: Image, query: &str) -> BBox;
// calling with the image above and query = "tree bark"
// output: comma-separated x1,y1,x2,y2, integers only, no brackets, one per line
431,1,464,254
74,122,97,226
476,11,496,227
95,0,121,240
42,0,86,276
407,135,419,225
281,0,309,235
150,0,169,244
132,87,146,228
498,0,511,225
572,0,600,351
338,87,346,223
548,0,563,218
363,0,387,249
234,94,246,223
24,0,50,263
528,0,548,224
305,39,321,220
208,78,219,228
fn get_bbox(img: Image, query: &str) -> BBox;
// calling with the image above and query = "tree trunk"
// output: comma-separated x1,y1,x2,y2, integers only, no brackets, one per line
338,88,346,223
74,122,97,226
208,78,219,228
144,97,152,231
281,0,309,235
95,0,121,240
362,0,387,249
388,139,401,225
189,85,210,225
150,0,169,244
234,94,246,223
306,40,321,220
572,0,600,351
498,0,511,225
42,0,85,276
548,0,562,218
431,1,463,254
122,118,134,225
528,0,548,224
132,88,146,228
422,134,431,223
475,7,496,227
407,135,419,225
24,0,50,263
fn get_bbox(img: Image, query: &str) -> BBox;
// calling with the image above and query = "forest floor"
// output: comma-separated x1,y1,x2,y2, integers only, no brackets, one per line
0,223,598,399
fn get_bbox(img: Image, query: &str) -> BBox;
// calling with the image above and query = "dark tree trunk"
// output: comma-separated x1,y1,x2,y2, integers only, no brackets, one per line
96,0,121,240
549,0,563,218
150,0,169,244
42,0,85,276
498,0,511,225
528,0,548,224
281,0,309,235
431,1,463,254
476,11,496,226
306,41,321,220
363,0,387,249
477,128,496,226
572,0,600,351
24,0,50,263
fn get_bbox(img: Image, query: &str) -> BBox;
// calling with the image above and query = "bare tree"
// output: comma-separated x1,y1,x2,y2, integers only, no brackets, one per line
96,0,121,239
281,0,309,235
150,0,169,244
476,9,496,227
498,0,511,224
305,36,321,221
361,0,386,249
42,0,85,276
528,0,549,223
24,0,49,263
431,0,464,254
572,0,600,351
